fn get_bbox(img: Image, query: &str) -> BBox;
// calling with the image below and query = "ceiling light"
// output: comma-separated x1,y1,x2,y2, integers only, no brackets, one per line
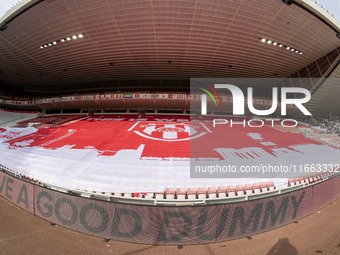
299,52,303,55
259,38,302,56
40,32,85,49
40,46,43,49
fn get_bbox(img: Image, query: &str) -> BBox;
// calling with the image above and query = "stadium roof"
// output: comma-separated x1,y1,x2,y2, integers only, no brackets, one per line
0,0,339,90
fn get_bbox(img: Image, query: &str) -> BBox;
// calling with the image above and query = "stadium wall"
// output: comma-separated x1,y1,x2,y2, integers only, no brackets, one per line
0,170,339,245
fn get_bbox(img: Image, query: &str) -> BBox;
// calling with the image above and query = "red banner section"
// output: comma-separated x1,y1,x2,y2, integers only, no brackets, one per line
0,171,339,245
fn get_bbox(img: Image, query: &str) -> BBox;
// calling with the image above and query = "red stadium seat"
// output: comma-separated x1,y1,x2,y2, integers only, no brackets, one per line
165,188,175,199
260,182,268,192
253,182,261,194
217,186,227,198
176,187,186,200
227,185,236,197
155,191,164,199
267,181,275,191
197,187,207,199
187,187,197,199
235,184,244,196
288,178,296,186
244,183,253,195
208,187,217,198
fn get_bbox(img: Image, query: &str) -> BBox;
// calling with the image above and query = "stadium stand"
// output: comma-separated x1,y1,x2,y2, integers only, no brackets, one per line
0,109,37,127
0,112,339,197
0,0,340,247
15,115,86,128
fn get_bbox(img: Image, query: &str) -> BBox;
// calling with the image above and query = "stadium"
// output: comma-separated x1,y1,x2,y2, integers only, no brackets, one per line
0,0,340,253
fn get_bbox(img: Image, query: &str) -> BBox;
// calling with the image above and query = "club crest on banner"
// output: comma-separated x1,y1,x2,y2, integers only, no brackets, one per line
129,122,208,141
